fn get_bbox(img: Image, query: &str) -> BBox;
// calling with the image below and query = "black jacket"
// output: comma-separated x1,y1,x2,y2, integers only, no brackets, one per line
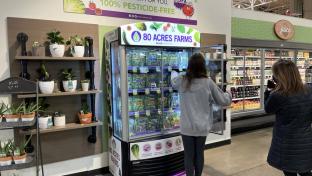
264,89,312,173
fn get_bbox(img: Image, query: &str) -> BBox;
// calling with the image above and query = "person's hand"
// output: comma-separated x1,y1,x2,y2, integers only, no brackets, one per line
267,79,276,89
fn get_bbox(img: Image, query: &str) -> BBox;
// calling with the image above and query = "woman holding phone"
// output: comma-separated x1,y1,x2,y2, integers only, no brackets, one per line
171,53,232,176
265,59,312,176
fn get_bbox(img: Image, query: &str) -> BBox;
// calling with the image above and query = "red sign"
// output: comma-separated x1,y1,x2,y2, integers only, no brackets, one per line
274,20,295,40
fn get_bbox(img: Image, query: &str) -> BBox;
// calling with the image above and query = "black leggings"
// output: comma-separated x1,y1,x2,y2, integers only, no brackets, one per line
182,135,207,176
284,171,312,176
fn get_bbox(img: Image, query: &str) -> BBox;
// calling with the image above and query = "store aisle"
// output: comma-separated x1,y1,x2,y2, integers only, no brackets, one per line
203,128,282,176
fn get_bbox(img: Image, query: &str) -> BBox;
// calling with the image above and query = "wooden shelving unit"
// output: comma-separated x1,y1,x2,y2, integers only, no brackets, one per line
20,121,103,135
17,90,101,98
15,56,97,61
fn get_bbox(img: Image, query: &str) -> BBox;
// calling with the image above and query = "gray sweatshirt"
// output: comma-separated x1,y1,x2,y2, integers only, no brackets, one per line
171,75,232,136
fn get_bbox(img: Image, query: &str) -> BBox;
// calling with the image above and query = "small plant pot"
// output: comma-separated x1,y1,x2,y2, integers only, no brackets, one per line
62,80,77,92
54,115,66,127
39,116,53,129
0,156,12,166
81,82,90,91
39,81,54,94
78,113,92,124
72,46,85,57
49,44,65,57
13,154,27,164
4,114,20,122
21,112,35,122
0,115,3,123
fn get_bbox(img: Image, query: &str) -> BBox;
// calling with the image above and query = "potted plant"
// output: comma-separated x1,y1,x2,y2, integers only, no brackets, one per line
78,103,92,124
38,98,53,129
0,140,12,166
61,69,77,92
66,35,85,57
21,102,39,122
4,103,23,122
11,136,32,164
37,63,54,94
47,30,65,57
0,103,6,122
81,80,90,91
53,112,66,127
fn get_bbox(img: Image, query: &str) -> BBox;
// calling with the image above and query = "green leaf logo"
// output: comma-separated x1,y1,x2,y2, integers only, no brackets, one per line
177,24,186,33
135,23,147,31
187,28,194,35
194,32,200,43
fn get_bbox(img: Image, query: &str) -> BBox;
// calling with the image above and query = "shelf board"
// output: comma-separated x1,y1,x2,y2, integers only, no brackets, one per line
17,90,101,98
245,56,261,58
15,56,97,61
230,84,261,88
265,56,280,59
232,96,260,101
20,121,102,135
0,156,34,171
0,119,36,129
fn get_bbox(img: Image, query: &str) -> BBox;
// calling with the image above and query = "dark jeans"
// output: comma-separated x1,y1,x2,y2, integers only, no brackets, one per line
284,171,312,176
182,135,207,176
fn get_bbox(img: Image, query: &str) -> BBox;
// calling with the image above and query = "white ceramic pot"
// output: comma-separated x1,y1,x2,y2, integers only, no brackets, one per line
62,80,77,92
0,158,12,166
39,81,54,94
39,116,52,129
54,115,66,127
49,44,65,57
72,46,85,57
81,82,89,91
13,155,27,164
6,118,19,122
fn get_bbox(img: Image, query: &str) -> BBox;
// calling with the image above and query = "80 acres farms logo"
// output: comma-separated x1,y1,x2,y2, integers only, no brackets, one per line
174,0,195,18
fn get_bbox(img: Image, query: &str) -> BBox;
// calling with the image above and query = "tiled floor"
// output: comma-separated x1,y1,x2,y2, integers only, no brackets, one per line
203,128,282,176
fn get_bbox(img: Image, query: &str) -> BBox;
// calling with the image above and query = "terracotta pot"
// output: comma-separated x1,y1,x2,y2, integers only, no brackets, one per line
78,113,92,124
21,112,35,122
0,156,12,166
4,114,20,122
13,154,26,164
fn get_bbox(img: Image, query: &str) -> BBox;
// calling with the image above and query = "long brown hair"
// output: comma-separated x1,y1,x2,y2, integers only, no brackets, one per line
272,59,306,96
184,53,208,89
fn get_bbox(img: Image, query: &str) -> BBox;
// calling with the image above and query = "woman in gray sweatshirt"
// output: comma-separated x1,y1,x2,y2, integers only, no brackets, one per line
171,53,232,176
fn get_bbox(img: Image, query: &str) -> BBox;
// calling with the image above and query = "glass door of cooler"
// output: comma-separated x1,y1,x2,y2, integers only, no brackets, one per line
126,47,190,141
230,48,262,115
296,50,311,84
263,49,281,87
201,45,227,134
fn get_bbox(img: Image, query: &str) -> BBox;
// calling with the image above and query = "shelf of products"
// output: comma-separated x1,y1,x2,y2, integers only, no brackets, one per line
15,56,97,61
20,121,102,135
17,90,101,98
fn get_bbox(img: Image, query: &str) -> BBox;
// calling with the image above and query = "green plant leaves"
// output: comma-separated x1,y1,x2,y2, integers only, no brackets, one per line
135,22,147,31
194,32,200,43
177,24,186,33
131,144,140,159
150,22,163,31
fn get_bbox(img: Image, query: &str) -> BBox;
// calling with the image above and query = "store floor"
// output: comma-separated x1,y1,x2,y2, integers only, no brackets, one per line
203,128,282,176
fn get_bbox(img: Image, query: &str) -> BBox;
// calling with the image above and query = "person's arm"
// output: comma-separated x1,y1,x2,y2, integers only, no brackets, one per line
171,71,183,89
208,79,232,106
264,92,282,113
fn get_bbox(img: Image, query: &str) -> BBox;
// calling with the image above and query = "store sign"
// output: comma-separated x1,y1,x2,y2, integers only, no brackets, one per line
109,137,122,176
274,20,295,40
120,22,200,47
130,136,183,161
64,0,198,25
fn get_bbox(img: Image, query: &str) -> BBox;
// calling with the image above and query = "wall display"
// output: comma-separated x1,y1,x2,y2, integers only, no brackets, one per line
274,20,295,40
130,136,183,161
64,0,198,25
120,22,200,47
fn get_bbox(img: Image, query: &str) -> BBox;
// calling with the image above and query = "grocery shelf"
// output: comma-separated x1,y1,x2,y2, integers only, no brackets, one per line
17,90,101,98
231,56,244,58
265,56,280,59
128,87,177,95
129,108,180,117
15,56,97,61
128,66,187,73
230,84,261,88
232,96,260,101
245,56,261,58
0,156,34,171
20,121,103,135
0,118,36,128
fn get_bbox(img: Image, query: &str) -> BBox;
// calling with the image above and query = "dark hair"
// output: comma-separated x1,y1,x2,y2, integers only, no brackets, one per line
184,53,208,89
272,59,306,96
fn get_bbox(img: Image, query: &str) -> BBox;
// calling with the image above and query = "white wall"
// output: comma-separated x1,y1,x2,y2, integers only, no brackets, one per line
232,8,312,27
0,1,231,175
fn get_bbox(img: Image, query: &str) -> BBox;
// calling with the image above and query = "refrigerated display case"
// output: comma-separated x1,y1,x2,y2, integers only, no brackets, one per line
105,22,204,176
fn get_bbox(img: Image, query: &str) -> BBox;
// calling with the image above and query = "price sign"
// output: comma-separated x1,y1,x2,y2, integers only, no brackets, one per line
179,67,183,72
146,110,151,116
156,66,161,72
140,67,149,73
132,66,138,73
145,88,150,95
133,89,138,95
134,112,140,118
156,88,161,94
